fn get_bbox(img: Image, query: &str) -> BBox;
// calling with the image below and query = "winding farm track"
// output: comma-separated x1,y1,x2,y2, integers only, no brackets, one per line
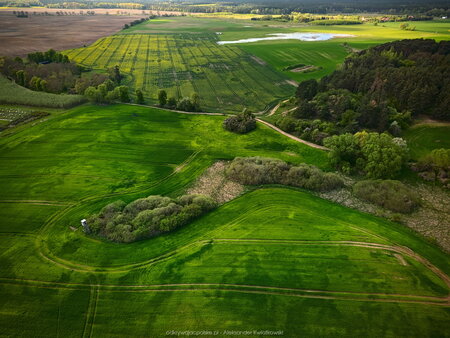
256,118,330,150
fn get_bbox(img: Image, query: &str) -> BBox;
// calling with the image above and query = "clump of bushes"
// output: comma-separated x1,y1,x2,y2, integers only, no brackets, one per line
86,194,215,243
223,109,256,134
353,180,420,213
324,131,409,178
226,157,343,192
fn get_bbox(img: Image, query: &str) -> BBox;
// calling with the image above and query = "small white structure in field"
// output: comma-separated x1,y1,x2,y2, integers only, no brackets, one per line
216,32,222,35
81,219,90,233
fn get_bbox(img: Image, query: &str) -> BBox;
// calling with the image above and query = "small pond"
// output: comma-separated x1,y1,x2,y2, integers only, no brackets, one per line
217,32,354,45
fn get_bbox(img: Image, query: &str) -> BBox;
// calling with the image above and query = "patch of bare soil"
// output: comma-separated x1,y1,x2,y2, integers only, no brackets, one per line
319,180,450,253
187,161,244,204
250,55,266,66
290,65,318,73
402,184,450,252
0,11,149,56
285,80,298,87
394,254,408,266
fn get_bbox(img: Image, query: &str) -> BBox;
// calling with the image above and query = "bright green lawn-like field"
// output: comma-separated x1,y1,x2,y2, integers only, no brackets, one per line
0,104,449,336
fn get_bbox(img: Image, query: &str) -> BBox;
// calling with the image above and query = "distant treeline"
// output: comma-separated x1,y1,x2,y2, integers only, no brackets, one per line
2,0,449,16
275,39,449,145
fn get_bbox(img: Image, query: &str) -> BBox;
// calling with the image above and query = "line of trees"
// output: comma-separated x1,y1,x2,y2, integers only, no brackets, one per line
123,16,151,29
157,90,201,112
27,49,70,64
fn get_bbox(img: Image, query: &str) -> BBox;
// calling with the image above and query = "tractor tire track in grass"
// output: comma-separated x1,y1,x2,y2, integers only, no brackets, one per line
224,45,285,97
210,43,261,100
164,36,182,99
0,277,447,307
35,224,450,301
35,150,204,269
81,285,95,338
198,38,245,107
173,36,201,102
183,37,222,105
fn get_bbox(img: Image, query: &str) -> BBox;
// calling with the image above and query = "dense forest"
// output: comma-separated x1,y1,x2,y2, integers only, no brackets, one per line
276,39,449,144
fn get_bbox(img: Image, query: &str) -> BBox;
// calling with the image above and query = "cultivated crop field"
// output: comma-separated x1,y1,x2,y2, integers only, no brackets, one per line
63,16,450,109
64,33,293,112
0,104,449,336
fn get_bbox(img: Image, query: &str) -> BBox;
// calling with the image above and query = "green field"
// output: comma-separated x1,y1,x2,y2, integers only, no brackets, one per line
2,15,450,336
404,122,450,160
64,33,293,112
0,104,449,336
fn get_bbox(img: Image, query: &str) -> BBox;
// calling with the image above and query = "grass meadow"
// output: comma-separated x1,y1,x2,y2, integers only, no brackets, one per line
0,104,449,336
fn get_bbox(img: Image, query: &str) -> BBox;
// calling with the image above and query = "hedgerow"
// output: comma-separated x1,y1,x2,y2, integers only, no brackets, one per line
87,194,216,243
226,157,343,192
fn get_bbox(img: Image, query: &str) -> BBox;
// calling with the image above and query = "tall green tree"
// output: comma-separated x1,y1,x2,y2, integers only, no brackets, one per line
136,89,144,104
158,89,167,106
117,86,130,103
15,70,25,86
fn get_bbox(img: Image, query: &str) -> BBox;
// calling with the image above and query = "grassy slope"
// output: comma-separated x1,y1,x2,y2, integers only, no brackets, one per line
0,104,326,202
1,189,449,336
0,74,85,108
0,104,449,336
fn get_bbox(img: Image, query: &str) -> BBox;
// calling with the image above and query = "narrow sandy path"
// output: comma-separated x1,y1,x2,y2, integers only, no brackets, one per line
256,118,329,150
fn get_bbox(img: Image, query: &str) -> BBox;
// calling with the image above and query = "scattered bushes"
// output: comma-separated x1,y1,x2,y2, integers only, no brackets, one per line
223,109,256,134
226,157,343,192
353,180,420,213
86,194,216,243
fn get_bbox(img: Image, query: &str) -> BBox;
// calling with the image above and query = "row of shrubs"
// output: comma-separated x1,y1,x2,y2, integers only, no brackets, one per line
87,194,215,243
226,157,344,192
